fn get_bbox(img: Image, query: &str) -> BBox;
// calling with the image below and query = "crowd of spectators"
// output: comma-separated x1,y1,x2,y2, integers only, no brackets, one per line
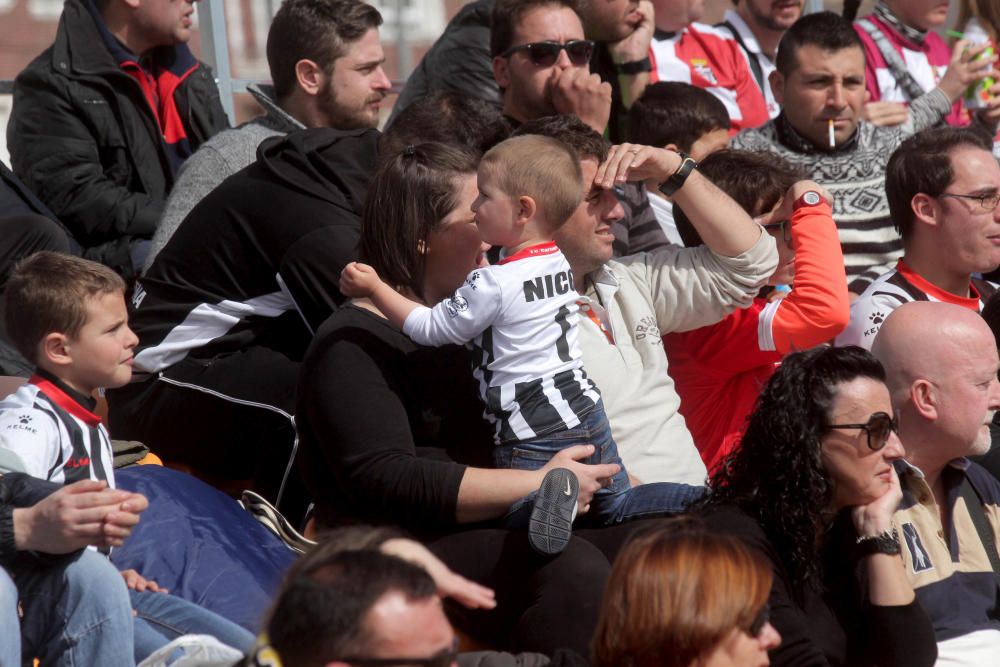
3,0,1000,663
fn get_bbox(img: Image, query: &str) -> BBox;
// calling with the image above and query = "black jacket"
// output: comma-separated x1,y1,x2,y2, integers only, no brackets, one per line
6,0,229,278
128,128,380,371
0,473,64,567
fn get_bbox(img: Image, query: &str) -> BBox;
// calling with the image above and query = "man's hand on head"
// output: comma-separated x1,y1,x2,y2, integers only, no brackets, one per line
551,68,613,134
12,480,141,554
594,143,682,189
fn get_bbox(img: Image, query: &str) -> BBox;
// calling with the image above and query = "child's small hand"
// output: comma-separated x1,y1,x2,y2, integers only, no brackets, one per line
120,568,168,594
339,262,381,298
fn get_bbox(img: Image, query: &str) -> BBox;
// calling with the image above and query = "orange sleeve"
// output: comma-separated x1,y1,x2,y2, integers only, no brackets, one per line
770,201,851,353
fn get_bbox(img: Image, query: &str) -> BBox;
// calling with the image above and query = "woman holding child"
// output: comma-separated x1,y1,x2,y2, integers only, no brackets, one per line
702,345,937,666
295,142,638,656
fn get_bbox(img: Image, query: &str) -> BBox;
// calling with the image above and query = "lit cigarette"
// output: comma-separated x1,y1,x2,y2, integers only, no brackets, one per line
828,119,835,148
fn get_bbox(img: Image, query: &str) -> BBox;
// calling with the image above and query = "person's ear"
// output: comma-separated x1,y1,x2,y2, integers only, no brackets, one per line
911,193,939,229
295,59,325,97
910,379,938,420
40,332,73,369
517,195,537,225
769,69,785,106
493,56,510,89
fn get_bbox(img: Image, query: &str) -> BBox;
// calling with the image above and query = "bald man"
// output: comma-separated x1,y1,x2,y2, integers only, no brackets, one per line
873,301,1000,664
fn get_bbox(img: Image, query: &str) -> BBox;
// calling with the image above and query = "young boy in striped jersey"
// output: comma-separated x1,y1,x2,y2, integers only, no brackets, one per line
341,135,702,554
0,251,254,659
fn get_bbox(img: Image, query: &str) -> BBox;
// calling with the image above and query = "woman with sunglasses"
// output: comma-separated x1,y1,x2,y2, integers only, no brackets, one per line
702,345,937,667
592,517,781,667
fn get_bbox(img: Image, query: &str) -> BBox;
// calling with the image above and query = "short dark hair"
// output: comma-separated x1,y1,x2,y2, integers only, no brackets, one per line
490,0,581,57
267,0,383,101
5,252,126,365
626,82,730,152
886,126,993,241
480,135,583,232
513,114,610,163
775,11,864,76
268,549,437,667
382,90,512,157
674,150,804,247
359,143,480,301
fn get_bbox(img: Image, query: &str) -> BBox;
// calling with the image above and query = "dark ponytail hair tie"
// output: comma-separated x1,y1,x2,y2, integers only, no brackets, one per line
403,144,417,157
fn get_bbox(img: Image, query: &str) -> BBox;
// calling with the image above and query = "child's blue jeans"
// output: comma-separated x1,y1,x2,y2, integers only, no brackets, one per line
495,401,705,527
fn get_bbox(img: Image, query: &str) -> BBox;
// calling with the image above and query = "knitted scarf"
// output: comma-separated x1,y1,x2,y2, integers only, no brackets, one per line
873,1,928,46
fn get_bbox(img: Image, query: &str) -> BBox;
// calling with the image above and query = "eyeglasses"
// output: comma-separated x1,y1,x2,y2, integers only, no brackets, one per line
762,219,791,243
500,40,595,67
747,603,771,638
939,192,1000,212
825,411,898,451
336,638,459,667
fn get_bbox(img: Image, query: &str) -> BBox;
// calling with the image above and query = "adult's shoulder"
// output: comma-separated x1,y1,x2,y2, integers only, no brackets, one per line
701,503,777,556
730,121,779,151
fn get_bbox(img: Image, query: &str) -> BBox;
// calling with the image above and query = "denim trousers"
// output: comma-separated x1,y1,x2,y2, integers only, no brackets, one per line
13,550,135,667
496,401,705,527
131,588,255,663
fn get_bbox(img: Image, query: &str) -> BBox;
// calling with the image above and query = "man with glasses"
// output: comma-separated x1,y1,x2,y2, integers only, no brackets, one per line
491,0,671,255
664,149,849,472
731,13,1000,296
837,127,1000,350
490,0,614,133
874,301,1000,665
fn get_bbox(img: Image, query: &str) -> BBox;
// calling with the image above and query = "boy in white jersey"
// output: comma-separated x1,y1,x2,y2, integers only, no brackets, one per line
0,251,254,659
341,135,702,554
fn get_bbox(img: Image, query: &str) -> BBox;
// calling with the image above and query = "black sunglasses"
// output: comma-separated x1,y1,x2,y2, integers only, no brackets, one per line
826,411,898,451
762,219,791,243
500,40,595,67
336,638,459,667
747,603,771,638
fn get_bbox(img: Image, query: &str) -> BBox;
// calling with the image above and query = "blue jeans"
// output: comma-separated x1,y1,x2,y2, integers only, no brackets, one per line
131,588,255,663
496,401,705,527
15,550,135,666
1,568,19,667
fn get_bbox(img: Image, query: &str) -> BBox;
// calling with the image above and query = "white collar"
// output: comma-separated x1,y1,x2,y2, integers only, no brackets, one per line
722,9,765,57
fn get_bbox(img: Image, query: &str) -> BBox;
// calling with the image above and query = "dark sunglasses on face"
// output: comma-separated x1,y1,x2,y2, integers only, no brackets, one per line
762,219,791,244
500,39,595,67
747,603,771,638
335,637,459,667
825,411,899,451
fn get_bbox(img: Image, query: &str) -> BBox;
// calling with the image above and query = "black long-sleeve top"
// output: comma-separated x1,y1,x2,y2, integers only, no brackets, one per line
296,305,494,531
705,505,937,667
0,473,63,566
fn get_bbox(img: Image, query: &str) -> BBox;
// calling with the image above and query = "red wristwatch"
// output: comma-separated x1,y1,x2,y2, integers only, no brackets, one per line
792,190,823,211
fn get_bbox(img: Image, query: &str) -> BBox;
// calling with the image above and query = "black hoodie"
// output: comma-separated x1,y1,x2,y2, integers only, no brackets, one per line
128,128,379,371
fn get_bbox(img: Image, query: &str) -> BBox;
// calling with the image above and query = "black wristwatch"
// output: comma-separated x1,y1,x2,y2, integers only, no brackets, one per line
855,526,901,557
615,57,652,75
658,152,698,197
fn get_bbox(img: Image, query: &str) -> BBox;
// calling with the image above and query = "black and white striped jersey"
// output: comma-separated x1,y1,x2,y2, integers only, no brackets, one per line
836,259,997,350
403,242,602,444
0,375,114,486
